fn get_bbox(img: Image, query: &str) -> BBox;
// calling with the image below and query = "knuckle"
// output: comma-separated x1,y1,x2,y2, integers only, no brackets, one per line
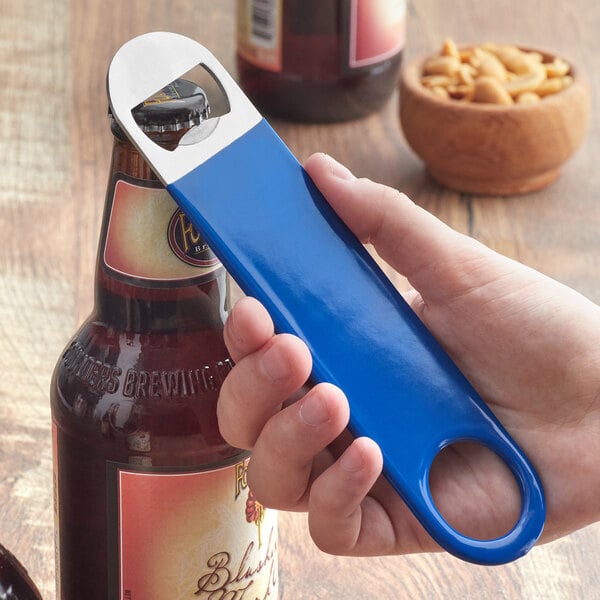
308,515,355,556
311,534,345,556
217,372,256,449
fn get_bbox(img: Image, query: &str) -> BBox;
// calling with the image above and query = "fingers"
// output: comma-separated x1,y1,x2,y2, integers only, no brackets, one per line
307,437,391,556
248,383,350,510
218,298,313,449
223,296,274,363
304,153,499,302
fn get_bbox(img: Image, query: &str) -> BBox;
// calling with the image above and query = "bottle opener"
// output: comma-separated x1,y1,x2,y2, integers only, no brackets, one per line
107,32,545,565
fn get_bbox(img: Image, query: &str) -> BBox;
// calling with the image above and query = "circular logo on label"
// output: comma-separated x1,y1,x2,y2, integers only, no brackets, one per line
167,210,220,268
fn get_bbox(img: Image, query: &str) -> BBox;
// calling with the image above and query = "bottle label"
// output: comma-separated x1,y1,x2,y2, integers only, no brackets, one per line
345,0,407,69
237,0,406,74
102,174,222,287
106,457,278,599
237,0,283,72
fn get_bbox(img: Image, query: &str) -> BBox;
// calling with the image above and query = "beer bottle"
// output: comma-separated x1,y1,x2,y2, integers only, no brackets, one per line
0,543,42,600
50,80,278,599
236,0,407,122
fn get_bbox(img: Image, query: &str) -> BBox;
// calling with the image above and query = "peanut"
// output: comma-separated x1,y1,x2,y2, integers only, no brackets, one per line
541,75,573,97
430,86,450,99
516,91,540,104
545,57,570,78
421,74,453,88
536,76,564,97
448,83,475,101
474,48,508,81
441,38,461,61
420,39,573,105
423,55,461,77
483,44,534,74
473,76,514,105
504,64,546,97
457,64,476,86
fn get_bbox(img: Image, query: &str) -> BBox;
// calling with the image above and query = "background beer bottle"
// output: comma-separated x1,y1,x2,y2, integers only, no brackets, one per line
236,0,407,122
0,543,42,600
50,80,278,599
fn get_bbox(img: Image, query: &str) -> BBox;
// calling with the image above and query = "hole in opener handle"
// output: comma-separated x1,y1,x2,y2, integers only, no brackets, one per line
408,431,546,565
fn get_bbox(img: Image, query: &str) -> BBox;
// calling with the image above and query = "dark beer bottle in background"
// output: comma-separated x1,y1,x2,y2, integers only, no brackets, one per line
0,544,42,600
50,80,278,599
236,0,407,122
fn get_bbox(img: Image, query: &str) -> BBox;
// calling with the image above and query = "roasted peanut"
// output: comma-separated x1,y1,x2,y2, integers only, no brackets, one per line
447,83,475,101
473,76,514,105
562,75,574,88
423,55,461,77
545,57,570,78
540,75,573,96
456,64,476,85
441,38,460,61
536,76,564,97
483,44,535,74
420,39,572,104
421,74,453,88
459,48,477,65
516,91,540,104
504,64,546,97
525,51,544,64
474,48,508,81
430,86,450,99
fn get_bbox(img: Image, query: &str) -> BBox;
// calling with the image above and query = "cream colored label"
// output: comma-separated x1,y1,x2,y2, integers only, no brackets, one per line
103,177,221,284
116,457,278,599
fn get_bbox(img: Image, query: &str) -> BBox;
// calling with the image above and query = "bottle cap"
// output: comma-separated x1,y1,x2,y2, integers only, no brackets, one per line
110,79,210,133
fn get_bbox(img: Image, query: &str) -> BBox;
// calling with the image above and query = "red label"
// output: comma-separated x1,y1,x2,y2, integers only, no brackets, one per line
113,458,278,599
348,0,406,68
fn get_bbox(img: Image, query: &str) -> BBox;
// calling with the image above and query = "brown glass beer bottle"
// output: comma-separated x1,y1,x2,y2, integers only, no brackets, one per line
236,0,407,122
50,80,278,599
0,543,42,600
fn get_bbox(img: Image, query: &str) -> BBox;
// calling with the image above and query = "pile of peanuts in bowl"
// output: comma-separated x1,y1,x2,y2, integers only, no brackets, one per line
420,38,573,105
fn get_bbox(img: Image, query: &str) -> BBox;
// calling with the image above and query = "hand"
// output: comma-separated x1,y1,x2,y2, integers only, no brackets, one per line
217,153,600,557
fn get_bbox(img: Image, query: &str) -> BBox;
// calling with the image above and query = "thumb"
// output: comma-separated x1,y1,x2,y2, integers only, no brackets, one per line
304,153,504,303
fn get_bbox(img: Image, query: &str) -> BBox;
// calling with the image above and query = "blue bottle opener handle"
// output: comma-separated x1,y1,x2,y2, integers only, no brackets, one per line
107,32,545,565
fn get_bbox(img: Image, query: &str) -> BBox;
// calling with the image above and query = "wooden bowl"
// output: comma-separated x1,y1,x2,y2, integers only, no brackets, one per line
399,48,591,195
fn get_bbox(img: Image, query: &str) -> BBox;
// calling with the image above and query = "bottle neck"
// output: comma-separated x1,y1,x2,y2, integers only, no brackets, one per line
93,131,228,332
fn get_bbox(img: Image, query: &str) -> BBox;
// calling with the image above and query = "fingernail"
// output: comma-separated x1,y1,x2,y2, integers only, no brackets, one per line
300,391,330,426
324,154,356,181
340,444,365,472
260,344,290,382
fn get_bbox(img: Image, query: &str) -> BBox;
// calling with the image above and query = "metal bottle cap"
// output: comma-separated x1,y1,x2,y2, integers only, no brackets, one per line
110,78,210,133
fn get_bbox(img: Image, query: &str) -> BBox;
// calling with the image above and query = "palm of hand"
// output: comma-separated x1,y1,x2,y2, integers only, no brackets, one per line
364,244,600,554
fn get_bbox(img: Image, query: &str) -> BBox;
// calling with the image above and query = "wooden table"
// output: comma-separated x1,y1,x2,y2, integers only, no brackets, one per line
1,1,599,598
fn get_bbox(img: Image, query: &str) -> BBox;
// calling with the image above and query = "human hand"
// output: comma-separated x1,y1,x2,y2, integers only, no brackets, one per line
217,152,600,557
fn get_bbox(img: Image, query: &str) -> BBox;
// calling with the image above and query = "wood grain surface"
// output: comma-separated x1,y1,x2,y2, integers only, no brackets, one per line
1,1,598,598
